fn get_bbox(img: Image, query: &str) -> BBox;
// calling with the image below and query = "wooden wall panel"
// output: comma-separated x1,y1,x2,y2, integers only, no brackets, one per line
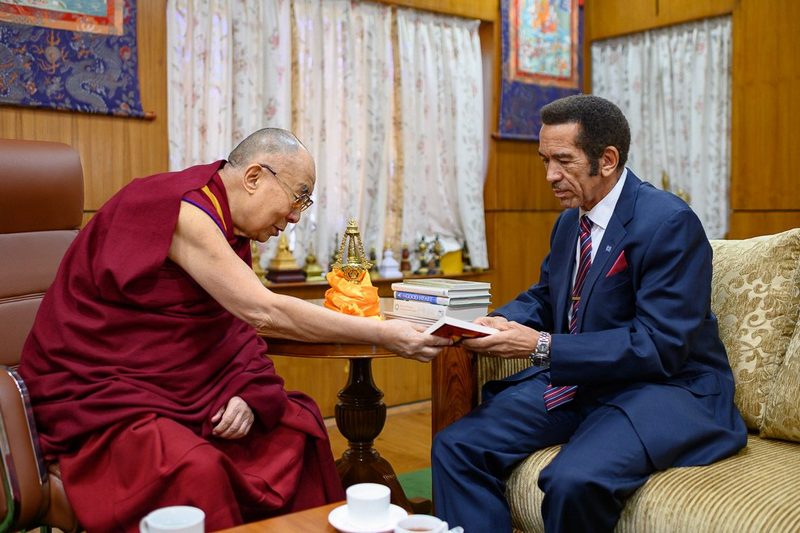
271,357,347,417
374,0,497,21
486,211,560,306
732,0,800,86
271,355,432,418
732,80,800,210
728,212,800,240
372,357,432,405
731,0,800,211
587,0,735,41
488,140,558,211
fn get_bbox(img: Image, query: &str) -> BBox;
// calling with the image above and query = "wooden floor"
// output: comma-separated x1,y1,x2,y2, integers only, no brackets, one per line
326,401,432,474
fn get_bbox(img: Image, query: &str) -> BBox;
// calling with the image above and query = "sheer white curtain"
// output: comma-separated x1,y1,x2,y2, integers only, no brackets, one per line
292,0,395,269
167,0,488,269
167,0,292,170
592,16,731,238
396,9,488,267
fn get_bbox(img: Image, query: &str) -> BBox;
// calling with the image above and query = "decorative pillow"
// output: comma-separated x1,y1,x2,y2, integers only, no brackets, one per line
761,321,800,442
710,228,800,431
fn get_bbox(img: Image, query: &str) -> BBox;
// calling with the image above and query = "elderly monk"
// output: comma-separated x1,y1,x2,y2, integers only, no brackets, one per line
19,128,450,532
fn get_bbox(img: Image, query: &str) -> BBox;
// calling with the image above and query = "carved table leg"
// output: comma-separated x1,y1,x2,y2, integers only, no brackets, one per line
334,358,431,514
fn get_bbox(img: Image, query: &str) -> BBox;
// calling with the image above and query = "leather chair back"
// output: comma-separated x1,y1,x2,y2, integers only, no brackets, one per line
0,139,83,366
0,138,82,531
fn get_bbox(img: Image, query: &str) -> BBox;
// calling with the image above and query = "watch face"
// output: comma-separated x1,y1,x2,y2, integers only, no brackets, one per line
536,340,548,354
536,332,551,354
530,354,550,367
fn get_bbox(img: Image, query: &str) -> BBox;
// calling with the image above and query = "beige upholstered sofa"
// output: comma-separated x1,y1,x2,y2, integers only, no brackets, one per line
478,228,800,532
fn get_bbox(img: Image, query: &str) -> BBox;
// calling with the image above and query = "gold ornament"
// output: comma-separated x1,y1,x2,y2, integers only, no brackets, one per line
330,218,372,284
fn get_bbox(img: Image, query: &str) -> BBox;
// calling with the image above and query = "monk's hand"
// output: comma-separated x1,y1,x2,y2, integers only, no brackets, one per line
462,320,539,359
211,396,254,439
378,319,451,363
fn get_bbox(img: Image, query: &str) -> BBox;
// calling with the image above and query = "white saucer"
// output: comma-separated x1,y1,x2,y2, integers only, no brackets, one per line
328,503,408,533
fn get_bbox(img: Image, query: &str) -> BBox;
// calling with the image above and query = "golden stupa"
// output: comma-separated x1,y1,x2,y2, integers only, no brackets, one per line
302,246,325,282
266,233,306,283
324,218,381,318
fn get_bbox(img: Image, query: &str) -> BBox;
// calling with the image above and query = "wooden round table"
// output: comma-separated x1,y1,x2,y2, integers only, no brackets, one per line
265,338,431,514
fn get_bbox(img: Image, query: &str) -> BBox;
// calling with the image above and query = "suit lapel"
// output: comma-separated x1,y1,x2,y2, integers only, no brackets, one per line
551,211,579,333
575,173,641,330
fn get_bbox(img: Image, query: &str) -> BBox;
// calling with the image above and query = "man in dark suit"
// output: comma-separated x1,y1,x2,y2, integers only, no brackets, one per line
431,95,746,532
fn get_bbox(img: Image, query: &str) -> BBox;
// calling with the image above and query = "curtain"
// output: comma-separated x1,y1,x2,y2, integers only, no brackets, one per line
591,16,731,238
167,0,488,270
292,0,395,270
166,0,292,170
396,8,488,267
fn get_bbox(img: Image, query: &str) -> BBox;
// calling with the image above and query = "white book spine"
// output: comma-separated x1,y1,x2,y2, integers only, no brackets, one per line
390,282,449,297
392,299,447,319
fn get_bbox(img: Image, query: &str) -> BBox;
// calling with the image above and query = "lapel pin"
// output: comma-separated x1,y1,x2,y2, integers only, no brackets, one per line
605,245,612,252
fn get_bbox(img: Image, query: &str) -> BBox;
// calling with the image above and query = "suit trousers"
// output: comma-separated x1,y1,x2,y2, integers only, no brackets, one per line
431,370,656,533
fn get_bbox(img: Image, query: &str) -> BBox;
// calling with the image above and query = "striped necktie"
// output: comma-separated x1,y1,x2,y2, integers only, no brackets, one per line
543,215,593,411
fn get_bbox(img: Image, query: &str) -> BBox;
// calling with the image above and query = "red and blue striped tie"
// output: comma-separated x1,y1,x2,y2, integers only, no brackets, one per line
543,215,593,411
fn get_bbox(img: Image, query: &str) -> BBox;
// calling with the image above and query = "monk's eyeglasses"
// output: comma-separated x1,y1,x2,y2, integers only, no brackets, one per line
259,163,314,213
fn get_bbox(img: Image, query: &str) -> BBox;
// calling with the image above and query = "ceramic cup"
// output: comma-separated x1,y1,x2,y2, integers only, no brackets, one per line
394,514,449,533
139,505,205,533
346,483,391,529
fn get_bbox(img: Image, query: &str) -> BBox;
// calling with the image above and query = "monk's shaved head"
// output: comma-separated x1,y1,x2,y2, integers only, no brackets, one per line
227,128,308,167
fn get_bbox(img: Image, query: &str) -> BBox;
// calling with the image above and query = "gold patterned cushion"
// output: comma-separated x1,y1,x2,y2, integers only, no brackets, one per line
761,322,800,442
710,229,800,430
507,435,800,533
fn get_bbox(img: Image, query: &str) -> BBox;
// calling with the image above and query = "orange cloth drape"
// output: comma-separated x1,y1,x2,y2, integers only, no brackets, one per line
324,269,381,319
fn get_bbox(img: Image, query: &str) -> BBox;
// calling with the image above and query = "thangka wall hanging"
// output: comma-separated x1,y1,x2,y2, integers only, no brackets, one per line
498,0,583,140
0,0,146,117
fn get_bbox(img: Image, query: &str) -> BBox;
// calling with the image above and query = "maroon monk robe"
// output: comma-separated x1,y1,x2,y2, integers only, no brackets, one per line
19,162,344,532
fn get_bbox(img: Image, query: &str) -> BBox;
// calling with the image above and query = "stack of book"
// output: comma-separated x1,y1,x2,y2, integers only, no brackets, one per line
386,278,491,326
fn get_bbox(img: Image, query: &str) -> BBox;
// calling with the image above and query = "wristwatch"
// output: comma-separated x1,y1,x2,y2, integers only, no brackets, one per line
529,331,551,367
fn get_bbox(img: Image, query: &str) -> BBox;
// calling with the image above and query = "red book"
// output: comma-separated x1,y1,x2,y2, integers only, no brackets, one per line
424,316,498,343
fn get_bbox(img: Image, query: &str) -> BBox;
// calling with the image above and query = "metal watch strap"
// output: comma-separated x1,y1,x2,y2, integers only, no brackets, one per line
530,331,551,367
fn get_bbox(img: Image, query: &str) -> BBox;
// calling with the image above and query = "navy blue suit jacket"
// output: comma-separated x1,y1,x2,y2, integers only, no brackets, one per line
493,171,746,469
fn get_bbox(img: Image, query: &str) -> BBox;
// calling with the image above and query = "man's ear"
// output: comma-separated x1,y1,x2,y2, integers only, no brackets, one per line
242,164,261,194
599,146,620,178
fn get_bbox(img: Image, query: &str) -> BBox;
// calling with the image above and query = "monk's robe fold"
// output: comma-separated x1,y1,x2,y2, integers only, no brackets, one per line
19,162,343,532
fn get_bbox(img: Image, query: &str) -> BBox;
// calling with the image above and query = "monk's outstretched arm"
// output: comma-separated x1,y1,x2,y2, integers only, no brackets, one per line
168,202,450,361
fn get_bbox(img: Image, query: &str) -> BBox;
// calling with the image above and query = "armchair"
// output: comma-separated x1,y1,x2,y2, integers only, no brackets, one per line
0,139,82,532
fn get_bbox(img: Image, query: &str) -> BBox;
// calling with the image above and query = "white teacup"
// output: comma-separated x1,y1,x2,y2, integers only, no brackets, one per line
139,505,205,533
394,514,449,533
346,482,391,529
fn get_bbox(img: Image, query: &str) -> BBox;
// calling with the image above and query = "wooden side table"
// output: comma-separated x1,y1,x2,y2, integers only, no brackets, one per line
265,339,431,514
